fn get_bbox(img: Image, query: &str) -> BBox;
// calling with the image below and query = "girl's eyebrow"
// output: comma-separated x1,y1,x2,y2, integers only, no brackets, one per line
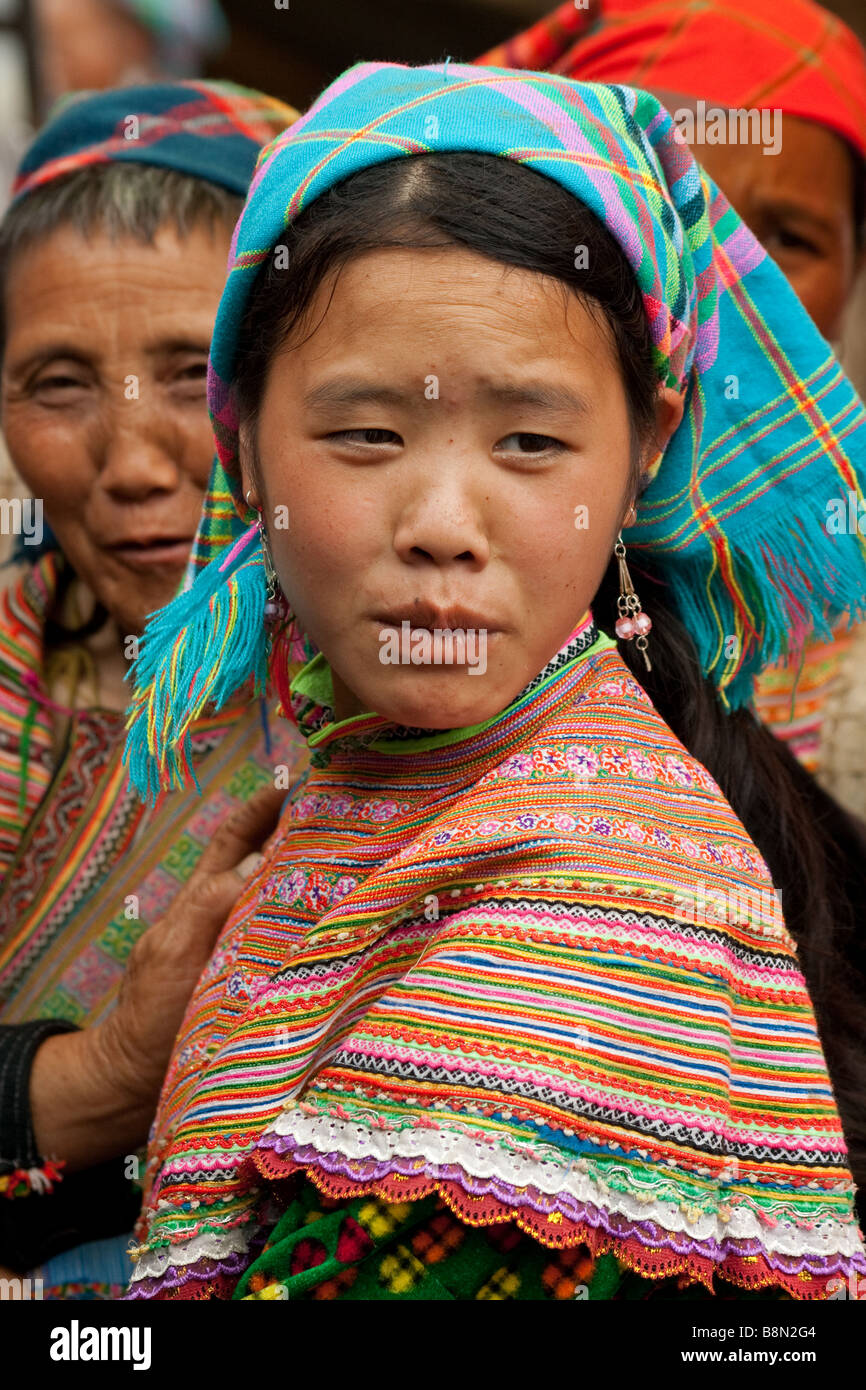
305,377,592,415
478,381,592,416
305,378,408,411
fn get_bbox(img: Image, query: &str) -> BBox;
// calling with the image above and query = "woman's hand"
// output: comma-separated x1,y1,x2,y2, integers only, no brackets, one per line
30,786,285,1170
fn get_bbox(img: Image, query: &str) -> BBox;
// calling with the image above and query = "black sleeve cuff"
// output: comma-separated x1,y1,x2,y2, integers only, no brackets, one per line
0,1020,141,1272
0,1018,80,1172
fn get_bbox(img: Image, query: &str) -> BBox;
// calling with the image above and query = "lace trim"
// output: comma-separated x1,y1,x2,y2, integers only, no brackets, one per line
129,1224,253,1282
126,1255,247,1301
128,1151,863,1303
256,1153,859,1299
257,1111,862,1260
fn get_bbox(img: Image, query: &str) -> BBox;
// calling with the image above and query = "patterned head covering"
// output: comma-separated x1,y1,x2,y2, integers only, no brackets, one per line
477,0,866,159
12,78,297,203
125,60,866,799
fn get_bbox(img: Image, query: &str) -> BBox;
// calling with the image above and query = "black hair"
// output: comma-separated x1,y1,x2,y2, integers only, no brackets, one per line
233,152,866,1205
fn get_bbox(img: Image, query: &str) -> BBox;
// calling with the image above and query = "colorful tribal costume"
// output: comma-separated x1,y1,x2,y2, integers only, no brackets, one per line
125,63,866,1301
0,80,307,1300
477,0,866,798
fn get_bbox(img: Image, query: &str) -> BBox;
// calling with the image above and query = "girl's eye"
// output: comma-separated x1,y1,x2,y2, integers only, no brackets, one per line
329,428,403,446
495,432,564,455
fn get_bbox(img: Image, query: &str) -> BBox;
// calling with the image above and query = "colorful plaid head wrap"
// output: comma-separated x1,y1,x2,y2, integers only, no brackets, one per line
477,0,866,159
12,78,297,203
124,60,866,798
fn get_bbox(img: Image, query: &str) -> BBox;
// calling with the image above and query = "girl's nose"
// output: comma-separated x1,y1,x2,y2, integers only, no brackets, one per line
393,482,490,570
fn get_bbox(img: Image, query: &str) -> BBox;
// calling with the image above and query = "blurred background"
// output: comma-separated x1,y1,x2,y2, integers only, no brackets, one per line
0,0,864,539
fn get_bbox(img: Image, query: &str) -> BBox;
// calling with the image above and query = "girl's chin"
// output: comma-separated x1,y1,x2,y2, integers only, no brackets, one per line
365,673,510,731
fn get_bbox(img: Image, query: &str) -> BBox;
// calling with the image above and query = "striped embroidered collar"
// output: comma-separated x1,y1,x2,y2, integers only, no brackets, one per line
287,612,610,762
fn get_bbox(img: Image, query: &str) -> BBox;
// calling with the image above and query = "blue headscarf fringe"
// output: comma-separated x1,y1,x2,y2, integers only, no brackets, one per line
123,526,268,801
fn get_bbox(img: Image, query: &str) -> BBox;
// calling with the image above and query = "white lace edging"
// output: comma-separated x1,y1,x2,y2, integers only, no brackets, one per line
130,1226,253,1283
261,1109,864,1261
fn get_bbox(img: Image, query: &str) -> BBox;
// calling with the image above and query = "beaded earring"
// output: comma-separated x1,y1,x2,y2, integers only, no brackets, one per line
257,515,290,633
613,532,652,671
246,488,289,632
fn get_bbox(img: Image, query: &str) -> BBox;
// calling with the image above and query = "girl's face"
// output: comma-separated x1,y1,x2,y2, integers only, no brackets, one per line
246,245,681,728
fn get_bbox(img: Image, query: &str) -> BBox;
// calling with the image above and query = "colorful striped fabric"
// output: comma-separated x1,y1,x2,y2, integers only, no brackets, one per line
0,558,59,873
0,553,309,1301
12,79,297,203
129,618,865,1301
752,627,855,778
0,554,308,1030
125,60,866,806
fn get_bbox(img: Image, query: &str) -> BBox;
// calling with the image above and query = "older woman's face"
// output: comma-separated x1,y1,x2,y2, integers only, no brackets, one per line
656,96,861,341
1,222,230,635
246,246,681,730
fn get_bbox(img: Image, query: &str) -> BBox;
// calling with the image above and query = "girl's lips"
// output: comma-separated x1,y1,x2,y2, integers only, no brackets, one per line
109,539,193,569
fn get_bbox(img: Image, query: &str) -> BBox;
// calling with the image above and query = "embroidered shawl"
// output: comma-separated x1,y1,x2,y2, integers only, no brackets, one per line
129,619,865,1300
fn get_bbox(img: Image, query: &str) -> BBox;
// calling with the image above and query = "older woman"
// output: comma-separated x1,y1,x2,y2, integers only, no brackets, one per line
0,79,307,1298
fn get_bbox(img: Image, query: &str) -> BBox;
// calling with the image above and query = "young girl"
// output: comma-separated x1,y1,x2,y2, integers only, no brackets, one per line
124,62,866,1300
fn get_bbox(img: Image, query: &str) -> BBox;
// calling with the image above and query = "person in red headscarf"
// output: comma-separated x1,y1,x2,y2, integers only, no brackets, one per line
479,0,866,342
478,0,866,812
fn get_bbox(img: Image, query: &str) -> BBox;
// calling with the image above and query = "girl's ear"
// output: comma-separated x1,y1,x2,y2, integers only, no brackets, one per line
653,385,686,453
632,385,686,506
238,421,262,512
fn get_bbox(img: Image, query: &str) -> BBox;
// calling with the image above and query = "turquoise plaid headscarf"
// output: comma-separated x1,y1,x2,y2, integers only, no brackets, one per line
125,61,866,798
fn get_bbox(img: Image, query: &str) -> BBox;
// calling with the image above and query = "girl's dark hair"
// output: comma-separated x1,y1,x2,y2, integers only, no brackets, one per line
234,152,866,1202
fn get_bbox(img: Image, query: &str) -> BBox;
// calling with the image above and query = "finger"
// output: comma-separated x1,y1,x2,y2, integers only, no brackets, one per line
235,850,265,880
194,785,286,877
157,868,251,963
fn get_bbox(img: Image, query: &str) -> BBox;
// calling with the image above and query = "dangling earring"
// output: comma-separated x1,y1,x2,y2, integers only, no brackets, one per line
257,513,289,632
255,511,303,713
614,532,652,671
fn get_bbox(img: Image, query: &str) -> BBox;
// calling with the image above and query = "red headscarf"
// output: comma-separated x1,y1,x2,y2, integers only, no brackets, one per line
477,0,866,159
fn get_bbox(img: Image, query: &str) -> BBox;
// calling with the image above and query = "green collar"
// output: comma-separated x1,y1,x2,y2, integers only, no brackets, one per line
288,618,614,759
